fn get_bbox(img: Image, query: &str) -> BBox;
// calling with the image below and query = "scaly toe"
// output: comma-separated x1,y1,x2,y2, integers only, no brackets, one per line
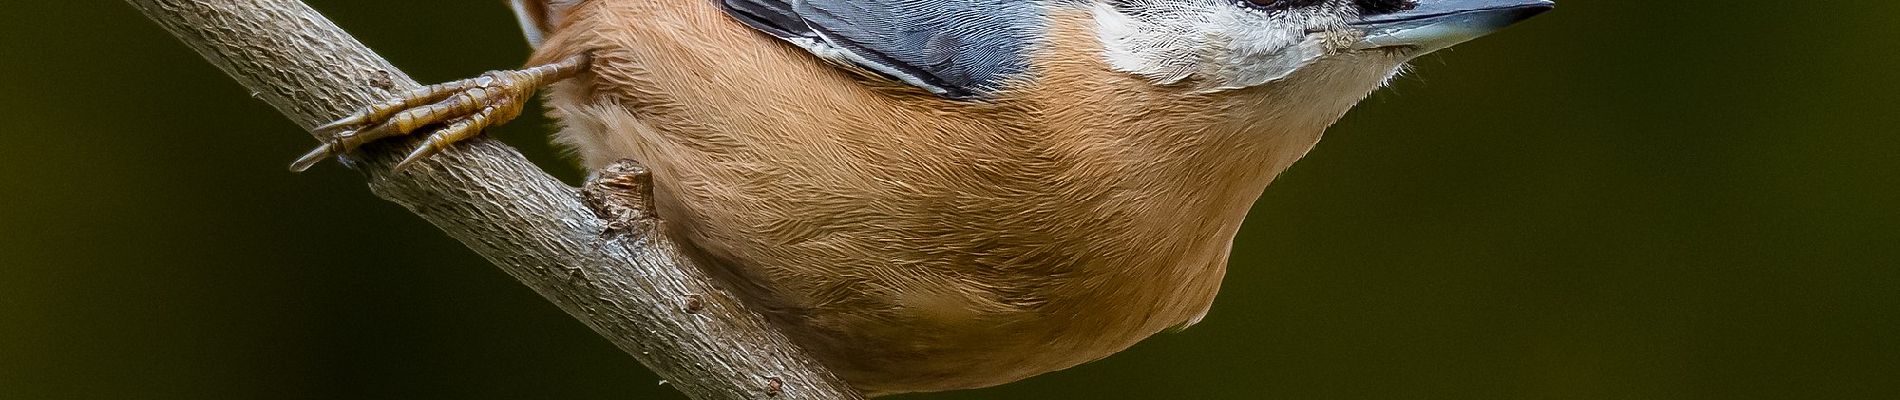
390,112,494,172
287,55,588,172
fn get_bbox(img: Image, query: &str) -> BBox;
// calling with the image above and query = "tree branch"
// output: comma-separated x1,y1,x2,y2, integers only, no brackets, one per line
124,1,864,398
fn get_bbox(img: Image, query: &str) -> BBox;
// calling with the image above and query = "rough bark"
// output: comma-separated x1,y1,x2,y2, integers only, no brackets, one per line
124,1,865,398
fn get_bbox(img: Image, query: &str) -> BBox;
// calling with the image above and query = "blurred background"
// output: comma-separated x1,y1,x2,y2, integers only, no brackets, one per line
2,1,1896,399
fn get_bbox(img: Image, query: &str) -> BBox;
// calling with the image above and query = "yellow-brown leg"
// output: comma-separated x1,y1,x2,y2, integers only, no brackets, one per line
290,55,588,172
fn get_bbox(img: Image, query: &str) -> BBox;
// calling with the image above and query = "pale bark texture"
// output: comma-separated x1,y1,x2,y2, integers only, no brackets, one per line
124,0,865,398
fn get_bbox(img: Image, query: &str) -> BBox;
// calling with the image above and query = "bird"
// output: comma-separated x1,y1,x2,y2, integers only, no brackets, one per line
293,0,1551,395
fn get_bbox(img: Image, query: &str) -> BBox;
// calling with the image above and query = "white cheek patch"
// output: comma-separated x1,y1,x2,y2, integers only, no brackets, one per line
1093,3,1204,85
1092,1,1339,91
1202,12,1328,90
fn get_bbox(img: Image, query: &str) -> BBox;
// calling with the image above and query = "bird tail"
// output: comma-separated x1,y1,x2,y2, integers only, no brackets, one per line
509,0,582,47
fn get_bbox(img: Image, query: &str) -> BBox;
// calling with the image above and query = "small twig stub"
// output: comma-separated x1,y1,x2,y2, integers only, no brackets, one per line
582,159,659,236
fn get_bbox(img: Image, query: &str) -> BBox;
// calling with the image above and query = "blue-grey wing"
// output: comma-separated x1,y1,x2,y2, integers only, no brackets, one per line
720,0,1045,99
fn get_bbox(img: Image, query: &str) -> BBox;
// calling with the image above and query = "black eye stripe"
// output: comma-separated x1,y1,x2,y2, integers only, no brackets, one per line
1242,0,1285,10
1235,0,1324,11
1356,0,1419,15
1235,0,1415,14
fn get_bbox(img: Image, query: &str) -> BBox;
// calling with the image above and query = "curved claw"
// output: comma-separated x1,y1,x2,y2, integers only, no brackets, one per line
289,143,338,172
310,115,366,134
392,141,442,173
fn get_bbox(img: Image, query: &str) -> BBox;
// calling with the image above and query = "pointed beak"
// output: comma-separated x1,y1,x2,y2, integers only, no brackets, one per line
1351,0,1553,53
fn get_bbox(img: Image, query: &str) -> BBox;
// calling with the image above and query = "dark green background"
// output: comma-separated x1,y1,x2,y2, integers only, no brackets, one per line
3,1,1894,399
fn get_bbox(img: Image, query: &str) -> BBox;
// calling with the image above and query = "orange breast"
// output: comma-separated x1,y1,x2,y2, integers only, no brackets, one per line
525,0,1331,394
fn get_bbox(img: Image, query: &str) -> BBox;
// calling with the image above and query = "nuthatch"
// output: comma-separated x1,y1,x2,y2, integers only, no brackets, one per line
295,0,1550,394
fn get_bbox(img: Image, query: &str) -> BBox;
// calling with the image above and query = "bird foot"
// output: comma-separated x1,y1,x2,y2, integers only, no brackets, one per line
290,55,587,172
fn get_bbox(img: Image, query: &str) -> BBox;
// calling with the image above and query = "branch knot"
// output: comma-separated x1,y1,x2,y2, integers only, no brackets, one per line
582,159,658,236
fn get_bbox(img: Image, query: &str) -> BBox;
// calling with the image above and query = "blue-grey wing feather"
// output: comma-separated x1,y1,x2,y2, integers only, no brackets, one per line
719,0,1046,99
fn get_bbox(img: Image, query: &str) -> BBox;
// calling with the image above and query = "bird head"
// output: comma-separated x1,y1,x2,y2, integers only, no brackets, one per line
1093,0,1553,92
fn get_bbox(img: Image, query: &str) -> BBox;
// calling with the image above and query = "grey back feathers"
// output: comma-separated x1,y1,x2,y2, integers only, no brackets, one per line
721,0,1048,99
